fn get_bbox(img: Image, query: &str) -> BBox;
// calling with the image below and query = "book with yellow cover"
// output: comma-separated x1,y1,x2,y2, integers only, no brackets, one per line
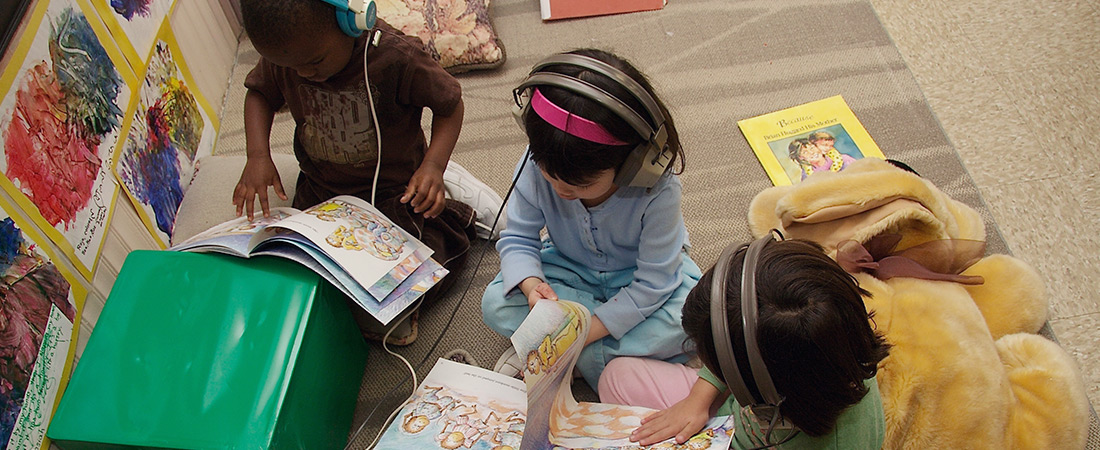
738,95,885,186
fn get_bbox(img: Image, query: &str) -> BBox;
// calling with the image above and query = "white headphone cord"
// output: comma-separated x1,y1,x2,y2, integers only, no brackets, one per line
347,151,530,450
365,29,382,207
344,28,420,450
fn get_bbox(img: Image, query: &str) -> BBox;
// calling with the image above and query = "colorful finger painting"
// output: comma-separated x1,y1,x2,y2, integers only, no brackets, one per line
90,0,176,70
114,22,216,248
0,0,132,280
0,195,86,450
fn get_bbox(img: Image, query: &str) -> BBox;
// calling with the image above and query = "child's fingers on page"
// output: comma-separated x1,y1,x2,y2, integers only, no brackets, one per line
634,419,676,445
273,177,287,200
257,190,270,218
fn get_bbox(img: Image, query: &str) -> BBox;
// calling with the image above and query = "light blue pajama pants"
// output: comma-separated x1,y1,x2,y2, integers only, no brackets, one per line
481,243,701,391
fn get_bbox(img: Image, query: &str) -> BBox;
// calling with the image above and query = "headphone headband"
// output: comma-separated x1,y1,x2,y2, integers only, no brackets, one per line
710,231,785,420
515,73,655,141
530,54,665,128
511,52,673,188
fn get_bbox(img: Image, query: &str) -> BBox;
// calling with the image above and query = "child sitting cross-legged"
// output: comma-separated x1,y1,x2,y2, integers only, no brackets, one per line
236,0,504,342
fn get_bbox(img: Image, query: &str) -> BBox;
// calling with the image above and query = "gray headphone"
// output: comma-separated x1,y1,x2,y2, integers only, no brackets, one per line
710,231,800,448
511,53,674,188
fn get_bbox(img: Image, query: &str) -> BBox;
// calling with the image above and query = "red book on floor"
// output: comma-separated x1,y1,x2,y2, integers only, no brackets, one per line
541,0,667,20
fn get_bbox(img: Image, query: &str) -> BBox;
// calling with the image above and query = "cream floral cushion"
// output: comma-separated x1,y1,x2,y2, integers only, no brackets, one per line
378,0,506,73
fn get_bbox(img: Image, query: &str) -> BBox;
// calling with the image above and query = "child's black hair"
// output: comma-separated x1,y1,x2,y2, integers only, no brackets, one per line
523,48,684,186
681,239,890,437
240,0,337,49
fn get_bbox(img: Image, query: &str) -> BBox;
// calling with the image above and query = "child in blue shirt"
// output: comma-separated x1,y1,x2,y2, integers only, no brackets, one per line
480,48,701,390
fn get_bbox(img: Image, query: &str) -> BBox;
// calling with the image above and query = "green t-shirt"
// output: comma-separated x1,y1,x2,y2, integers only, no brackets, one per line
697,367,885,449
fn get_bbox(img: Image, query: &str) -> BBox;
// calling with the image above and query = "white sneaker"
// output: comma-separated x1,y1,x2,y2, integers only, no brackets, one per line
493,347,523,379
443,160,506,240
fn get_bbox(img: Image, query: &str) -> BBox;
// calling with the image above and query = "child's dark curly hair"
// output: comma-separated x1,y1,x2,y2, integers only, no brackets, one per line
681,238,891,437
240,0,337,49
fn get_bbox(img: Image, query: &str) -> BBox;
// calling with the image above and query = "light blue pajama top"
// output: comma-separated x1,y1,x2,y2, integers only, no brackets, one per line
495,154,691,339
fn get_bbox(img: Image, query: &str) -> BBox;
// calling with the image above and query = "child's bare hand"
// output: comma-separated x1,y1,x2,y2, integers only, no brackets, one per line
632,396,711,445
520,277,558,308
233,157,286,220
401,161,446,218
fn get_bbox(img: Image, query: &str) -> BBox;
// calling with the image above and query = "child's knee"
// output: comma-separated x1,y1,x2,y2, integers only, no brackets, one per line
597,357,646,404
480,278,524,336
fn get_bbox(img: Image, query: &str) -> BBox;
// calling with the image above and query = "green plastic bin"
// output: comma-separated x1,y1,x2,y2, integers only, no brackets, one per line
47,250,368,449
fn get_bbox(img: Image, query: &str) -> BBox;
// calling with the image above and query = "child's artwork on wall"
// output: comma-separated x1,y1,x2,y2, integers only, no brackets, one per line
113,21,217,248
0,194,85,450
0,0,133,280
89,0,176,70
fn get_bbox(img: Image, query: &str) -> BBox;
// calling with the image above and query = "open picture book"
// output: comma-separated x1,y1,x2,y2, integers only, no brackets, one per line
375,300,736,449
170,195,445,325
738,95,886,186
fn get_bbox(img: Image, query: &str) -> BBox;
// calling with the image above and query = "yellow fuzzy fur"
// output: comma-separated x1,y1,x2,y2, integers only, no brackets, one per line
747,158,985,248
962,255,1048,339
997,333,1090,449
747,159,1089,449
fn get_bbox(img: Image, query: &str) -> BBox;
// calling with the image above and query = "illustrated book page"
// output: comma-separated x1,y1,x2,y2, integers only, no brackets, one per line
375,300,735,449
738,95,885,186
169,196,443,325
514,300,735,449
375,358,528,450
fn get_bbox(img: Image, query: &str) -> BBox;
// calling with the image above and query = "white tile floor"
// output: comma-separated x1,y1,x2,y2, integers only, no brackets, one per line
870,0,1100,410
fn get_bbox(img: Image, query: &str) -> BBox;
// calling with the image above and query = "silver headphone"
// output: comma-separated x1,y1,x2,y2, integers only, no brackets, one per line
511,53,674,188
710,230,800,448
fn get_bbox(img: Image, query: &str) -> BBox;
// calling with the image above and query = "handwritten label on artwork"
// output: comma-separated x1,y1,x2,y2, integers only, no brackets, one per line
8,304,74,448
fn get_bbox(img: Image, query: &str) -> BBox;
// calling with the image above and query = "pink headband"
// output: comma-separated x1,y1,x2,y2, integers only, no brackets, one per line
530,88,628,146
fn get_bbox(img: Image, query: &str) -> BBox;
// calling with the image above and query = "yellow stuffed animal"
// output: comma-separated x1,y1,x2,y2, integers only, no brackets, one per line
747,158,1089,449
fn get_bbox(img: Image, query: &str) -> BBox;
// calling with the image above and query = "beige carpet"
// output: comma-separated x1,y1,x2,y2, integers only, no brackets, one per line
211,0,1097,448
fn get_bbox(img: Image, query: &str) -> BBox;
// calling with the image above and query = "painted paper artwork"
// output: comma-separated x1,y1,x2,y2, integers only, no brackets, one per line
90,0,176,70
0,197,85,450
114,22,216,248
0,0,131,280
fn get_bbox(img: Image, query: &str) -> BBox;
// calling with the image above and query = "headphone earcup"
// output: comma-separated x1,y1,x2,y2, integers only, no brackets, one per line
324,0,377,37
512,88,530,132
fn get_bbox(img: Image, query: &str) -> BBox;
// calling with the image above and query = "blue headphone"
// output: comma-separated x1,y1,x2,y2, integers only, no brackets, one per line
316,0,377,37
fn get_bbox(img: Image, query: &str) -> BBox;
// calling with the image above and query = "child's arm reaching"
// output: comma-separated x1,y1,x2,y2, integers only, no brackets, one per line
234,89,287,220
631,376,721,445
402,99,464,219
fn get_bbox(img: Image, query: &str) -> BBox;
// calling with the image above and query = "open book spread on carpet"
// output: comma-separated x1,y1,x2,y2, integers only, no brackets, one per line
738,95,885,186
375,300,735,450
169,195,444,325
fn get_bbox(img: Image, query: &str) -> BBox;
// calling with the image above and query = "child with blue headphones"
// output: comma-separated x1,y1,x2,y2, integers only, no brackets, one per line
235,0,503,341
599,238,890,449
481,48,702,391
